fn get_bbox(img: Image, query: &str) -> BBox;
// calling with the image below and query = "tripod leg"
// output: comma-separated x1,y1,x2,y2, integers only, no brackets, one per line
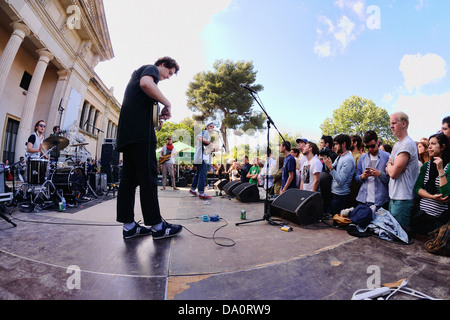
0,203,17,227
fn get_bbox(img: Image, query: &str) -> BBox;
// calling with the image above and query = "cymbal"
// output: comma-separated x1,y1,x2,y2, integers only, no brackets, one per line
70,142,89,147
43,135,69,151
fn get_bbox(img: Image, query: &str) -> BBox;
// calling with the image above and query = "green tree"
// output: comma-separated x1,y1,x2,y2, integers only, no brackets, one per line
186,59,266,152
320,95,395,144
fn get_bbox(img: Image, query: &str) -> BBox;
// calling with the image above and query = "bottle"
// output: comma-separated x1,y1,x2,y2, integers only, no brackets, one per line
62,197,66,211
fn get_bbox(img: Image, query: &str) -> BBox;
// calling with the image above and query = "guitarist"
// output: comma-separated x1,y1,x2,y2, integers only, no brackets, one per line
159,136,179,190
116,57,182,240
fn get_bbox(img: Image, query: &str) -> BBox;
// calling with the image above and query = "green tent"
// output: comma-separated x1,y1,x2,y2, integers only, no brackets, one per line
156,141,195,162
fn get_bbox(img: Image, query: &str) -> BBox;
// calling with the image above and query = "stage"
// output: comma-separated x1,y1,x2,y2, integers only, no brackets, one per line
0,187,448,301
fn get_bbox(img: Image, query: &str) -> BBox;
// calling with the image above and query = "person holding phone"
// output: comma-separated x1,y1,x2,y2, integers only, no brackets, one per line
354,130,390,210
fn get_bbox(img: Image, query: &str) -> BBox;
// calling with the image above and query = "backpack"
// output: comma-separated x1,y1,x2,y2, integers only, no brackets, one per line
348,204,374,228
425,222,450,256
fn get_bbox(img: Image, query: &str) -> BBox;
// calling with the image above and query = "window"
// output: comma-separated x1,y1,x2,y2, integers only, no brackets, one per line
19,71,32,91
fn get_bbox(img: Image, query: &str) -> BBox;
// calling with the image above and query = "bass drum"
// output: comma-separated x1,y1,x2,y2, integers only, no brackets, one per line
51,166,86,199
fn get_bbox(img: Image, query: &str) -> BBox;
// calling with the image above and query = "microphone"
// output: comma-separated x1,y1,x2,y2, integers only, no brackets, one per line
240,83,256,93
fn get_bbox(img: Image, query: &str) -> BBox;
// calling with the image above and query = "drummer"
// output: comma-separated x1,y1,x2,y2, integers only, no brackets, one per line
26,120,47,160
49,125,65,163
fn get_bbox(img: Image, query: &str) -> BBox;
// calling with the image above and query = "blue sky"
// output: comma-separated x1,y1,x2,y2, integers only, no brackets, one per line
95,0,450,144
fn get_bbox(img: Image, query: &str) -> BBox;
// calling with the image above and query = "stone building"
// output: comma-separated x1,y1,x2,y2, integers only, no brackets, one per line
0,0,119,164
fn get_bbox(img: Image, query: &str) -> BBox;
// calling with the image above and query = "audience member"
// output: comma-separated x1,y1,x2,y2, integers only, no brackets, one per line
300,141,322,192
279,141,297,194
259,149,275,191
272,155,285,196
323,134,356,215
380,143,392,154
386,112,419,228
442,116,450,139
240,155,251,183
290,147,301,187
412,133,450,236
247,158,260,184
228,161,240,181
321,135,338,162
354,130,390,210
417,140,430,165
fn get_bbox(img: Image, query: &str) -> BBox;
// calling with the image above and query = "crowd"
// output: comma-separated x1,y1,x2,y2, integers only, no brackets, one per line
215,113,450,241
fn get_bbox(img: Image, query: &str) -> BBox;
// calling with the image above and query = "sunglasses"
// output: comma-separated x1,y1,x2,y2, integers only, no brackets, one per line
39,124,46,128
365,144,376,149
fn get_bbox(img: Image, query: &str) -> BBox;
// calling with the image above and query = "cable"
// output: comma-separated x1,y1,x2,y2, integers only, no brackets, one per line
168,216,236,247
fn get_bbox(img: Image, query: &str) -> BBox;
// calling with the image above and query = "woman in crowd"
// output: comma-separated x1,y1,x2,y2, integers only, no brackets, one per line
228,161,240,181
412,133,450,236
417,139,430,166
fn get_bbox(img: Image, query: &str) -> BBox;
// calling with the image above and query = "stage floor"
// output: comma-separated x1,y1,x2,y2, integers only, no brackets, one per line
0,187,448,301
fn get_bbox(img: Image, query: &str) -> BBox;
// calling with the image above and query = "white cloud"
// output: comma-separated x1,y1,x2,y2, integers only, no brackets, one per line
399,53,447,92
314,1,366,58
395,92,450,140
334,15,356,48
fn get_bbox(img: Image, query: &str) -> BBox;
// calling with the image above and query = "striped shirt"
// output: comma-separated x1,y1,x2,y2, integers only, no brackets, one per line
419,162,449,217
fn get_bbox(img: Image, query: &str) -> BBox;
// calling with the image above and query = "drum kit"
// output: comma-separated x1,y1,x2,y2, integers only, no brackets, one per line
15,135,98,211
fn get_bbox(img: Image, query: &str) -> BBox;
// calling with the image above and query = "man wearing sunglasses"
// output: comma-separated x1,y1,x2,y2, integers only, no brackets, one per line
26,120,46,159
354,130,390,210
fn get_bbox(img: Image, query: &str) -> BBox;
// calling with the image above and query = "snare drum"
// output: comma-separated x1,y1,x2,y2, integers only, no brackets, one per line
27,159,49,185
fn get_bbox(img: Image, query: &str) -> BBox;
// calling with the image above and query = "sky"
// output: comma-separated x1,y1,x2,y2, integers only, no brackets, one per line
94,0,450,145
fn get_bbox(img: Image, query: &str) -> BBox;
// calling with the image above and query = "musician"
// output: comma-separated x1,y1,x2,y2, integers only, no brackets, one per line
49,125,65,162
159,136,179,190
26,120,46,160
116,57,182,240
189,122,216,200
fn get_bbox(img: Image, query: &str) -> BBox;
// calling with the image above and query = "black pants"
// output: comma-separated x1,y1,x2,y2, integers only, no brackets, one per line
116,143,161,226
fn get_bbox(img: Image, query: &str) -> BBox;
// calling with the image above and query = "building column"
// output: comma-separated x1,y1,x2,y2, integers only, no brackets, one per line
15,49,54,160
47,69,72,129
0,22,31,97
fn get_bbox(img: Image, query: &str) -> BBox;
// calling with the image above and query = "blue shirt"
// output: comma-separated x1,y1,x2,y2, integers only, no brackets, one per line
282,154,297,190
354,150,390,206
330,152,355,195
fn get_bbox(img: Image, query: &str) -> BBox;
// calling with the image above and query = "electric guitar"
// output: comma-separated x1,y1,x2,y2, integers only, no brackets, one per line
159,148,189,164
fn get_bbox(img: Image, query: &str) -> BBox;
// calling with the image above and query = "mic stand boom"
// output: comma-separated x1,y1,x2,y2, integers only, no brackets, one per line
236,88,286,227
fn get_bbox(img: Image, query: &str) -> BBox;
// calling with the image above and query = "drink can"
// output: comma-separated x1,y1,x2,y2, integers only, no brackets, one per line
240,210,246,220
58,202,63,212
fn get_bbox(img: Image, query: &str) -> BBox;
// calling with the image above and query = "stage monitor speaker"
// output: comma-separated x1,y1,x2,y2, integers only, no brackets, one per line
214,179,228,191
270,189,323,226
233,182,260,203
223,181,242,196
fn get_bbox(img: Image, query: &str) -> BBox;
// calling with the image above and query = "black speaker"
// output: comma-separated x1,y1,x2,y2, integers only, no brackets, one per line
101,143,119,166
223,181,242,196
233,182,260,202
270,189,324,226
214,179,228,191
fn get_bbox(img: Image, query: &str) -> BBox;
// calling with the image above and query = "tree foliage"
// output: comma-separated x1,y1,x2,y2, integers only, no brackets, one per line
186,59,266,151
320,95,396,144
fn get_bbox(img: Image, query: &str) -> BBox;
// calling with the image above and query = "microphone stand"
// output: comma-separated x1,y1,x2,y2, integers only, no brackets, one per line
236,88,286,227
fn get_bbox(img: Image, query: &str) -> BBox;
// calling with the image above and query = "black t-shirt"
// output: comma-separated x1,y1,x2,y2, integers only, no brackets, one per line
116,65,160,152
240,163,252,183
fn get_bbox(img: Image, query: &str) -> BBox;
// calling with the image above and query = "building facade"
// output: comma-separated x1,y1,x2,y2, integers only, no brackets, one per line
0,0,120,164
